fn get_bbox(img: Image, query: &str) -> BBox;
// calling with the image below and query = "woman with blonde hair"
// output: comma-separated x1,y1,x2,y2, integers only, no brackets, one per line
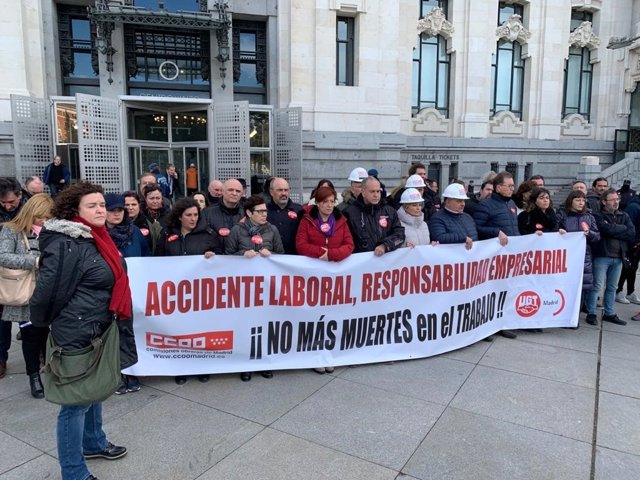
0,193,54,397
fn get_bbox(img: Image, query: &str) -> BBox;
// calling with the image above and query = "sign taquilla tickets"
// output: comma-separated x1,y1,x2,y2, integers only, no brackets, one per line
124,232,585,376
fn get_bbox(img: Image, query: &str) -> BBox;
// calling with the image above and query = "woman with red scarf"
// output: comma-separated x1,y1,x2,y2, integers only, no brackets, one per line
30,181,134,480
296,186,354,373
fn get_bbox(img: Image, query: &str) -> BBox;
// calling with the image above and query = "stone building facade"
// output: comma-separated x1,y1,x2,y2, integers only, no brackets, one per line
1,0,640,195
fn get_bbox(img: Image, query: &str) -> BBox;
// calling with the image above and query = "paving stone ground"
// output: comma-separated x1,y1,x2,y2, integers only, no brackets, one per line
1,302,640,480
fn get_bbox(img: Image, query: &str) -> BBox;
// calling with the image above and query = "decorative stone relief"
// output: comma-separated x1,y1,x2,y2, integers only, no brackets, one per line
417,7,454,40
569,22,600,50
561,113,592,137
329,0,366,13
624,42,640,93
489,111,524,136
413,108,450,134
496,15,531,44
570,0,601,12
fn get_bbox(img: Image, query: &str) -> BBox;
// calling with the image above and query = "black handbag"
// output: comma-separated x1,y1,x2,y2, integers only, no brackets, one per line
42,320,121,406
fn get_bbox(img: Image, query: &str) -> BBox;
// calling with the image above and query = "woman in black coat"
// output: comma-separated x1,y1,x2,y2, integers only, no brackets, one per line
140,184,168,254
30,181,133,480
557,190,600,298
155,198,221,384
518,188,565,235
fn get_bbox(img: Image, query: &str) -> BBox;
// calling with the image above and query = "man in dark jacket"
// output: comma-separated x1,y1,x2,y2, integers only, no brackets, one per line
585,189,636,326
0,177,30,378
464,180,493,217
43,155,71,197
423,179,441,221
473,171,519,245
472,171,519,339
429,183,478,248
267,177,303,254
202,179,244,251
586,177,608,214
617,179,636,211
344,177,405,255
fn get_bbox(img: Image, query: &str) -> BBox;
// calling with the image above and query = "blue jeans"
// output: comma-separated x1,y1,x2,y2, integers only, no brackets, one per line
57,403,108,480
587,257,623,316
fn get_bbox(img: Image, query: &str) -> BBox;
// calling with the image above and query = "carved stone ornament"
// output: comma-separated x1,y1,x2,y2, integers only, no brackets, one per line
489,111,524,136
561,113,592,137
413,108,450,134
569,21,600,50
496,14,531,44
417,7,454,39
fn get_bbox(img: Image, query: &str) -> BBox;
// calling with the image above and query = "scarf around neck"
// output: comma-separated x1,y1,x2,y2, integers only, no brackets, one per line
72,216,132,320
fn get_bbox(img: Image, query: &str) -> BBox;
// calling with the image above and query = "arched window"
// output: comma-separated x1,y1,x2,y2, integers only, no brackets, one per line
412,1,451,117
490,3,526,119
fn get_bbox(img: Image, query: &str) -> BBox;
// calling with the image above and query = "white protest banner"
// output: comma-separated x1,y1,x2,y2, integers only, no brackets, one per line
124,232,585,376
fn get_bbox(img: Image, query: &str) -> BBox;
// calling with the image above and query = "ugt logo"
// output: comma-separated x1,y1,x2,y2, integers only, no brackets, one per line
515,291,541,318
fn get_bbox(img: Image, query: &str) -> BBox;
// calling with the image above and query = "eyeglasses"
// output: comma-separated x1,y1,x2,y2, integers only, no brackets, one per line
499,184,515,189
252,209,268,214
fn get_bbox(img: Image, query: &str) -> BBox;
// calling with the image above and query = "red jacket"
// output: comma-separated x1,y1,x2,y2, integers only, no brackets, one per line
296,207,354,262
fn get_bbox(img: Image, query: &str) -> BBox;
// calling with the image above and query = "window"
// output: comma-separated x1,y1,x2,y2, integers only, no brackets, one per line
412,34,450,117
562,11,594,121
124,26,211,97
490,3,526,118
233,20,267,104
57,5,100,96
420,0,448,17
336,17,355,86
412,1,450,117
249,109,272,194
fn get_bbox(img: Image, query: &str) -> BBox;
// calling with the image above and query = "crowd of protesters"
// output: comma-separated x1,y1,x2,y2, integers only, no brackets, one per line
0,160,639,480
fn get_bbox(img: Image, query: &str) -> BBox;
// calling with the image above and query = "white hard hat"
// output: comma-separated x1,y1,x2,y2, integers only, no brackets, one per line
348,167,368,182
442,183,469,200
400,188,425,204
405,174,426,188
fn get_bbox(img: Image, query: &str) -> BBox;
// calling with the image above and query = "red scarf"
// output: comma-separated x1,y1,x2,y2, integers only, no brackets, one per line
73,217,132,320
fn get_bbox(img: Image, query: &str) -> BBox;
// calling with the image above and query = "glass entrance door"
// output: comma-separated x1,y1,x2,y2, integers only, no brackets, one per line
129,146,170,192
171,147,209,197
128,145,208,195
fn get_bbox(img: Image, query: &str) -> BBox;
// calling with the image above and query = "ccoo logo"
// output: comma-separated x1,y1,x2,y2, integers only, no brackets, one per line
515,291,541,317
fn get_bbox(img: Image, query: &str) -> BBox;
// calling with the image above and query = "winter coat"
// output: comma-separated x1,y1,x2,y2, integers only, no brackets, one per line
0,226,39,322
343,195,405,253
423,188,441,221
267,198,303,254
586,190,601,214
591,209,636,259
203,202,243,251
557,210,600,292
155,218,222,256
397,207,431,246
108,222,151,258
29,219,137,369
43,163,71,186
295,207,354,261
428,208,479,244
132,214,164,256
225,220,285,255
473,193,520,239
141,206,169,255
624,196,640,243
517,208,559,235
